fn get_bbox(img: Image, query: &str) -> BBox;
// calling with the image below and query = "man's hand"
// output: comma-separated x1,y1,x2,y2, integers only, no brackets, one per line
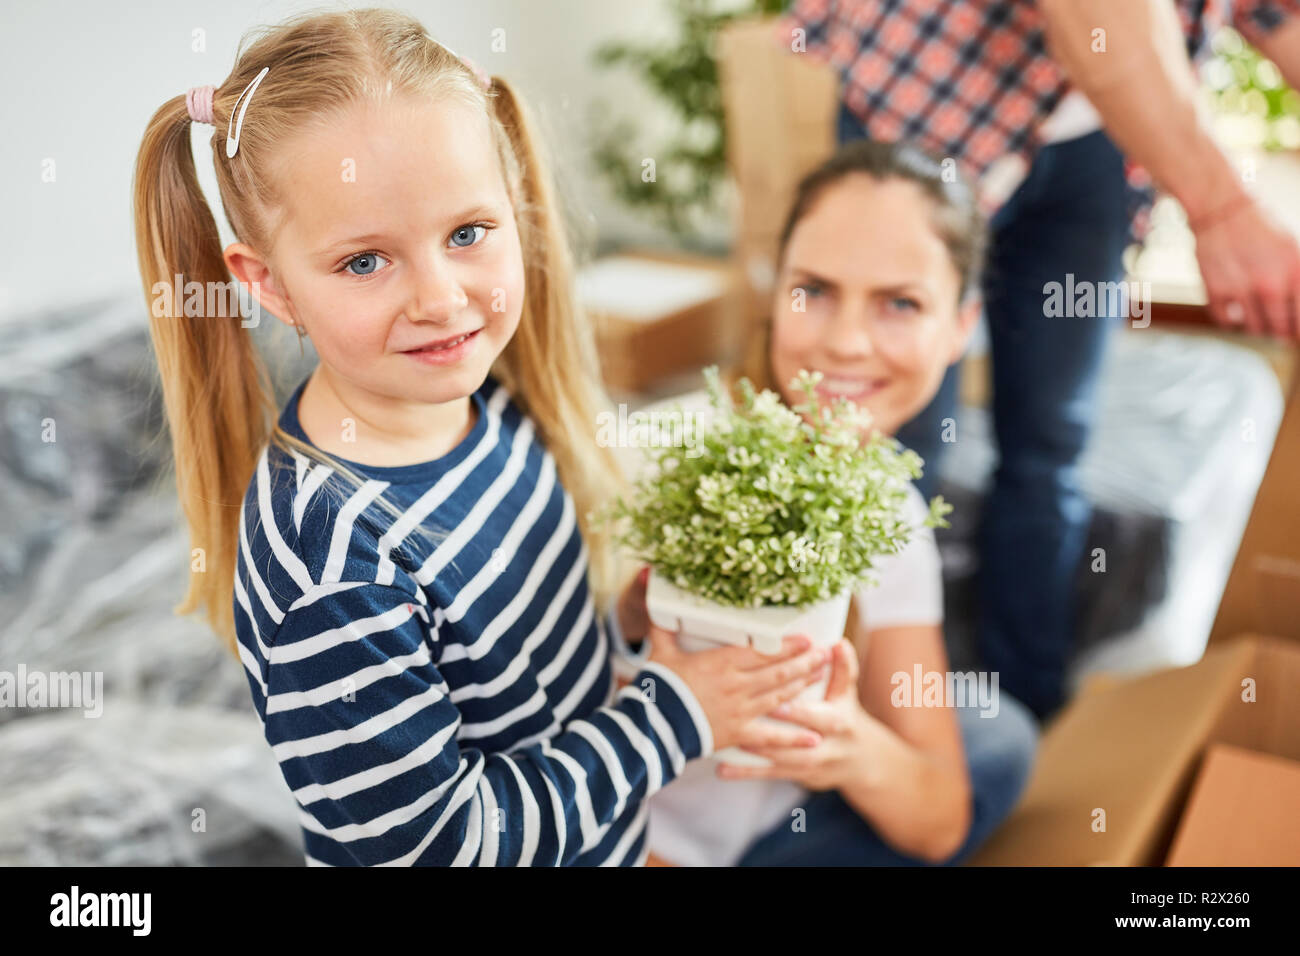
1040,0,1300,342
1192,197,1300,340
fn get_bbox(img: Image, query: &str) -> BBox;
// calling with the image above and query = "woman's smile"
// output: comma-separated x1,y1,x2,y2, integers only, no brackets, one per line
814,375,891,403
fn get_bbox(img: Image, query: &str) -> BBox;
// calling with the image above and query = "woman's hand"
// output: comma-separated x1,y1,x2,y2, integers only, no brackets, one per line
718,622,974,861
716,637,882,792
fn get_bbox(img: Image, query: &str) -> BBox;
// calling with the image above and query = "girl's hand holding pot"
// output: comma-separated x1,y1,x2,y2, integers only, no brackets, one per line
643,624,831,754
715,637,876,791
611,564,831,757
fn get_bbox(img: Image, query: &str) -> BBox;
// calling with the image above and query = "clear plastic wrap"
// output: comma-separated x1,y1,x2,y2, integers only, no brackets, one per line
0,295,315,865
935,327,1282,680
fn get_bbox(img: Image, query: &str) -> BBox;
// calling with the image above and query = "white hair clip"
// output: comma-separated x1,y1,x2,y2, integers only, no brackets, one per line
226,66,270,159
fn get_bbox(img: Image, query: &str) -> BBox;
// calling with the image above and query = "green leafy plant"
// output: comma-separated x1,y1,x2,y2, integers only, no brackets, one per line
588,0,785,239
601,367,952,608
1204,27,1300,149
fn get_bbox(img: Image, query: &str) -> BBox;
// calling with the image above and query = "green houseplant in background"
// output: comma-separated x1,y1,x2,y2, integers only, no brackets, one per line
1204,27,1300,149
588,0,785,241
589,15,1298,238
601,366,951,765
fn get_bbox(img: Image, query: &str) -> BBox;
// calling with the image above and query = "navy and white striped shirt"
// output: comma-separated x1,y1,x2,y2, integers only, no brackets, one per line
233,372,712,865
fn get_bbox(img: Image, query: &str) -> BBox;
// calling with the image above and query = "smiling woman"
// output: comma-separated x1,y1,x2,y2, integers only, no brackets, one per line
635,140,1039,868
733,139,986,427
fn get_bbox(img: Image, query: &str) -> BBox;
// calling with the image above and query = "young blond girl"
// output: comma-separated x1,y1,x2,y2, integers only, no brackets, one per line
132,8,828,866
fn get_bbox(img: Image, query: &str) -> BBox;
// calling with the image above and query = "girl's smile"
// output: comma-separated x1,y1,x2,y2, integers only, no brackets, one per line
401,327,484,364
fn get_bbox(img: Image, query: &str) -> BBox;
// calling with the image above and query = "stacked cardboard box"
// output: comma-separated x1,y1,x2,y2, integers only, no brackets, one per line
1166,743,1300,865
716,19,837,320
580,251,742,395
968,635,1300,865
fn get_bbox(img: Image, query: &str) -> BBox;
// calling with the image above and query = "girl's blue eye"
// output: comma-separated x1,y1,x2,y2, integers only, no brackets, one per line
449,224,487,248
343,252,389,276
887,296,921,314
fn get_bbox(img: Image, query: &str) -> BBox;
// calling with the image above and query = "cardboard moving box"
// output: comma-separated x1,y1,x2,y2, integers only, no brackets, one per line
580,252,741,395
968,635,1300,866
1165,743,1300,866
716,18,837,320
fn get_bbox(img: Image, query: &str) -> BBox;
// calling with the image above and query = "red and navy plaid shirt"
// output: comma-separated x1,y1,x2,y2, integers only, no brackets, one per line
778,0,1300,238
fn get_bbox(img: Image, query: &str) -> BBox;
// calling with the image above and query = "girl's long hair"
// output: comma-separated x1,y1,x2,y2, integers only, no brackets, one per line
133,8,625,658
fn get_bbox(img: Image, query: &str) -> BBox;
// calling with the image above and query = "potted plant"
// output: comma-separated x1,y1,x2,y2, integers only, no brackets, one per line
602,366,951,765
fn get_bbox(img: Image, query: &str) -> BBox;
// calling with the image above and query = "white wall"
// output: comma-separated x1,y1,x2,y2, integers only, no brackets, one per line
0,0,709,323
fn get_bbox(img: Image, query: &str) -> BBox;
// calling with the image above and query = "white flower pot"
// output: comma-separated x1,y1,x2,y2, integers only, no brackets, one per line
645,569,851,767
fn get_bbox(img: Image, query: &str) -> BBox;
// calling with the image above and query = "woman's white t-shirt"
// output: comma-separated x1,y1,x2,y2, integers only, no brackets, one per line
607,389,944,866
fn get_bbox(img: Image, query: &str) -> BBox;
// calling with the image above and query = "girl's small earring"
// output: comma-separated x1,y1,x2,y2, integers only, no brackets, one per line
293,322,307,357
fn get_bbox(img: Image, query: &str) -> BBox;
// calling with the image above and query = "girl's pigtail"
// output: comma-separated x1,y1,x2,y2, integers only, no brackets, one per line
487,76,630,612
133,94,278,658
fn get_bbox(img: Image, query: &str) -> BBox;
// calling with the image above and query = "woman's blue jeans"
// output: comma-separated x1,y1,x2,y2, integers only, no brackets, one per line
836,106,1136,721
735,692,1039,866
